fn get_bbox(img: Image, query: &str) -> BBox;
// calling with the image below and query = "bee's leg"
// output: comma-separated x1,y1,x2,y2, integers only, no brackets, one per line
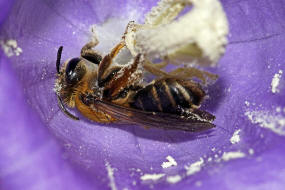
100,53,144,98
163,56,218,83
98,41,141,99
144,58,217,84
122,21,143,42
122,21,135,39
143,60,169,78
81,28,99,54
168,67,218,84
109,41,125,58
97,42,126,85
78,93,117,123
80,33,102,64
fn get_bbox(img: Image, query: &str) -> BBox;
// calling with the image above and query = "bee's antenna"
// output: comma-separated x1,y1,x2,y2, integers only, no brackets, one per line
56,46,63,74
57,95,79,120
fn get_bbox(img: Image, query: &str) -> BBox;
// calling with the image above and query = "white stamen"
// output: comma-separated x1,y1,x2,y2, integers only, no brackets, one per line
133,0,229,66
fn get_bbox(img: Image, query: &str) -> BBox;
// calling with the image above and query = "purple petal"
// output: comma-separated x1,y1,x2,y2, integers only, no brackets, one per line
0,0,14,26
0,55,95,189
0,0,285,190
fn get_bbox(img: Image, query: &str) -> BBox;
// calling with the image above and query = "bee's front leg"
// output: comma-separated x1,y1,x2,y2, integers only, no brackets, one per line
80,34,102,65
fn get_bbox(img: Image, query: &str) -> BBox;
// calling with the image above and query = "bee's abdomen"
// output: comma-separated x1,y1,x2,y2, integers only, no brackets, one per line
130,78,205,114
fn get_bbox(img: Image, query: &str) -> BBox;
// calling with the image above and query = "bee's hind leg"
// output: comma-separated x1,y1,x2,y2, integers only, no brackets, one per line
168,67,218,84
144,59,218,84
80,32,102,65
143,60,169,78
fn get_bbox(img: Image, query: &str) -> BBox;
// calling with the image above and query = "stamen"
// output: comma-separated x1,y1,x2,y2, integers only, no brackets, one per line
125,0,229,67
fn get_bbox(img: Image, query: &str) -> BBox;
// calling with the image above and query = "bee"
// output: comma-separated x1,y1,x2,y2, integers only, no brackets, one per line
55,36,216,132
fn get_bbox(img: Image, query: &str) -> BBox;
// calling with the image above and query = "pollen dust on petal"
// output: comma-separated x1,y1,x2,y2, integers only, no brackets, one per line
271,70,283,93
161,155,177,169
230,129,241,144
140,173,165,181
0,39,23,57
105,161,118,190
245,110,285,136
184,157,204,176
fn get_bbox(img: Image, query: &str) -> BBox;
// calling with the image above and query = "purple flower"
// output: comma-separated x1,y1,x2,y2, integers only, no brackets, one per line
1,0,285,189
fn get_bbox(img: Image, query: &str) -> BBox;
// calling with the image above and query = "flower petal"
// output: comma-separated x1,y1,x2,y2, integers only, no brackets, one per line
0,55,96,190
0,0,285,189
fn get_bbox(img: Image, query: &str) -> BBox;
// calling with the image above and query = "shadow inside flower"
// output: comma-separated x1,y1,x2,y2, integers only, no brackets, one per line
203,77,228,112
80,116,216,143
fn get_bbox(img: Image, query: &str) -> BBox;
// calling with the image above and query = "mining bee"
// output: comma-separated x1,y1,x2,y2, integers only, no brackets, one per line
55,31,216,132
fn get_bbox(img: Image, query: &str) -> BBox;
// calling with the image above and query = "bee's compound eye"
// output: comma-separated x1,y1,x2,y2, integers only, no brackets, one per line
66,57,82,84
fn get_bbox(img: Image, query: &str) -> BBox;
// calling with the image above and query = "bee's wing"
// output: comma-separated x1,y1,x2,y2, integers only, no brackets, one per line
92,99,215,132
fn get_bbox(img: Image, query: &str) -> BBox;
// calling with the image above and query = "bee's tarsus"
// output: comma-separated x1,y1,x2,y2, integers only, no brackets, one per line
80,41,102,64
56,46,63,74
57,95,79,120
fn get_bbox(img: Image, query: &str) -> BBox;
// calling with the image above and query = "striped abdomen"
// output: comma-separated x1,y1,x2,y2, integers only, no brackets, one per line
130,78,205,114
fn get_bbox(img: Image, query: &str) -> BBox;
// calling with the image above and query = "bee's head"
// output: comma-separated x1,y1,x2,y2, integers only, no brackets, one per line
56,57,85,103
55,46,102,120
55,46,98,108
